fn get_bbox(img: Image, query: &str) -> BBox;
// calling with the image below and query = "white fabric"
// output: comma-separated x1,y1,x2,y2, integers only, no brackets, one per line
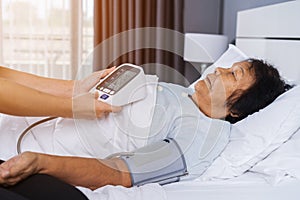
78,172,300,200
0,75,159,160
201,85,300,179
69,75,159,158
0,115,46,160
149,83,231,180
78,183,166,200
1,44,300,199
188,44,300,180
164,173,300,200
0,75,159,200
250,128,300,185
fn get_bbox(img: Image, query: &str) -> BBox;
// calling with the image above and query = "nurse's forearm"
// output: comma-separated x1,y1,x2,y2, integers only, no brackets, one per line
38,154,132,190
0,66,74,98
0,78,72,117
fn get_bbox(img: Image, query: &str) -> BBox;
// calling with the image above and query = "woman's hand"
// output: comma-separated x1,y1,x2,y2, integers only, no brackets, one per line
0,152,40,186
0,66,120,119
72,67,121,119
0,152,132,189
72,92,121,119
75,67,115,93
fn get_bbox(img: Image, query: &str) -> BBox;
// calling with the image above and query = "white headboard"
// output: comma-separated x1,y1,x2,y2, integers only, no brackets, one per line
236,1,300,84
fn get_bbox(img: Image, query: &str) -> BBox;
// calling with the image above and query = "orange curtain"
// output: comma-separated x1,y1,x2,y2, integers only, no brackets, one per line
93,0,186,84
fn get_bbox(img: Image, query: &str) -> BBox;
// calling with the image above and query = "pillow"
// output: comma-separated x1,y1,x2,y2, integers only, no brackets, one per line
250,128,300,185
201,85,300,180
189,44,249,90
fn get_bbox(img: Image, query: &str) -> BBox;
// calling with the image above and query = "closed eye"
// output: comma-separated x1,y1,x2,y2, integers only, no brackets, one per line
231,71,237,80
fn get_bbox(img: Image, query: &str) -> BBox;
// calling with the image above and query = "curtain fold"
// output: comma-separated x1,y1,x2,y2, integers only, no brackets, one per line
94,0,188,85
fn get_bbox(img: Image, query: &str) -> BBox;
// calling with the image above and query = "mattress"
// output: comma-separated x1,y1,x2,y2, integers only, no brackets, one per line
1,100,300,200
1,115,300,200
81,170,300,200
163,173,300,200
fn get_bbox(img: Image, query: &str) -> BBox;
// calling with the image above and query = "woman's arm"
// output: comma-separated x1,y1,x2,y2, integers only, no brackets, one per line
0,66,115,98
0,67,120,118
0,78,119,118
0,66,74,98
0,152,132,190
0,78,72,117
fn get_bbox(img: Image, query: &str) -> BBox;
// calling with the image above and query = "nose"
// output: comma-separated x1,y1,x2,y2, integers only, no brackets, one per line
214,67,226,75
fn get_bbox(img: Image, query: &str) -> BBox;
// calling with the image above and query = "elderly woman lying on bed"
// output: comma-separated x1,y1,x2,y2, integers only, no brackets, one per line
0,59,290,193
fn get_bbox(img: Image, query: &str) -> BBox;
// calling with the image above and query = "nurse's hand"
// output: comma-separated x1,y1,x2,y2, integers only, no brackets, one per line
75,67,115,94
72,92,121,119
72,67,122,119
0,152,39,186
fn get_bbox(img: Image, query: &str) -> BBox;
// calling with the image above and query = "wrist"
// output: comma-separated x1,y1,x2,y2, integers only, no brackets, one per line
57,97,73,118
36,153,48,174
37,153,61,176
67,80,76,97
112,158,132,187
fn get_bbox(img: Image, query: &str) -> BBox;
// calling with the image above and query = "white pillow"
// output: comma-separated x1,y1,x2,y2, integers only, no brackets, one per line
201,85,300,179
250,128,300,185
189,44,249,90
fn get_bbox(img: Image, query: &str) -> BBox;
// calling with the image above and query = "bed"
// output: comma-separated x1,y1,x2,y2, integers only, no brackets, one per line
161,1,300,200
74,2,300,199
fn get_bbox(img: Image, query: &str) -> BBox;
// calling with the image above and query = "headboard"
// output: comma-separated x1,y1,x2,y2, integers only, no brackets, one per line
236,1,300,84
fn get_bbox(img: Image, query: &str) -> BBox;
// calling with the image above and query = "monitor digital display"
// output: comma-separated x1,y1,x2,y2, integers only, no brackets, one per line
107,70,137,92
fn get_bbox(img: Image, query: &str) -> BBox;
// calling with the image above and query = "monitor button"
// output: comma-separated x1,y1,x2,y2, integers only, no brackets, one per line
100,94,109,100
103,88,111,93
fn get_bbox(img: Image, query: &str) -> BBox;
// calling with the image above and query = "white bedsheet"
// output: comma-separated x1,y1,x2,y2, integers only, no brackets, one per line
76,172,300,200
0,75,158,159
0,114,168,200
78,183,166,200
1,118,300,200
163,173,300,200
162,129,300,200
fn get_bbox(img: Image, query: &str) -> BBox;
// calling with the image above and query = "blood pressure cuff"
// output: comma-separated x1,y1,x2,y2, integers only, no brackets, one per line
120,138,188,186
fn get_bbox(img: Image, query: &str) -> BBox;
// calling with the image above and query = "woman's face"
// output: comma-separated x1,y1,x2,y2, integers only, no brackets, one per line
193,61,255,118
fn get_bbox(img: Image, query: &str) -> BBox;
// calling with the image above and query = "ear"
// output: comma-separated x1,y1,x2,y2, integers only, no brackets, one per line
229,112,239,118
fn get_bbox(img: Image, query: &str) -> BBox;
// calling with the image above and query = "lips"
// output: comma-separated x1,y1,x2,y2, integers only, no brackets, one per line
205,76,212,88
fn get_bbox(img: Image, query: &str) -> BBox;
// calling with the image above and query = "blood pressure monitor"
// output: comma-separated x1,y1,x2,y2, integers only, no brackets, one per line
92,63,147,106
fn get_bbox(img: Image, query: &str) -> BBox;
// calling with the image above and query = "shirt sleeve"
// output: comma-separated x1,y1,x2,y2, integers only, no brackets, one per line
170,114,231,180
